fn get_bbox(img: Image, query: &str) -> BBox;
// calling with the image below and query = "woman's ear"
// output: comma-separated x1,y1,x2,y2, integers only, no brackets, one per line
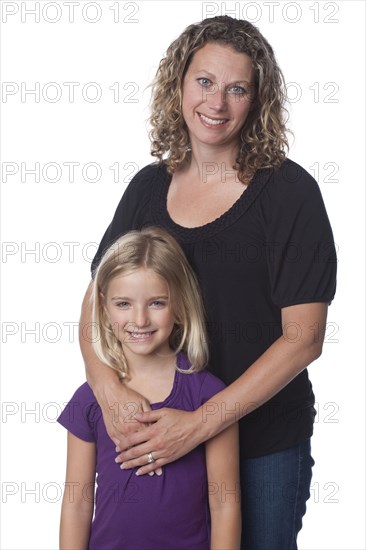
247,82,258,111
249,99,258,112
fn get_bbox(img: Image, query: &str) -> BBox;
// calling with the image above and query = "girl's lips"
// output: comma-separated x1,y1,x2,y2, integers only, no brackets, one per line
126,330,156,341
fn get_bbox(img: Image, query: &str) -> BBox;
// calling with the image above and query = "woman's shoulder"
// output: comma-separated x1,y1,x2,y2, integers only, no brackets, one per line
255,157,325,214
270,157,320,194
128,161,168,190
120,162,169,213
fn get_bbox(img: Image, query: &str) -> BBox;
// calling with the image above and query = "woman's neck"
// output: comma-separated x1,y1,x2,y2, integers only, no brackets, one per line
188,142,239,184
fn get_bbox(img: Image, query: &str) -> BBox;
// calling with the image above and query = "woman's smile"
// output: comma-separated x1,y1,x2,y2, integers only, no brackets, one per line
197,112,229,127
182,42,254,151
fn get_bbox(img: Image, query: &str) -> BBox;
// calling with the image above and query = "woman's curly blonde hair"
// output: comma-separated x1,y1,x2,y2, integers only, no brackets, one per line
149,15,290,185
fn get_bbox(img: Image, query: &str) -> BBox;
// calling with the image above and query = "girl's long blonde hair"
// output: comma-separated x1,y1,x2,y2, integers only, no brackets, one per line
92,227,209,379
149,15,290,184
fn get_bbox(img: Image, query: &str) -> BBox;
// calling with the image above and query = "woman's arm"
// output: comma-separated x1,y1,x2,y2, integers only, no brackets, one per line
60,432,96,550
116,302,328,474
80,281,152,447
206,423,241,550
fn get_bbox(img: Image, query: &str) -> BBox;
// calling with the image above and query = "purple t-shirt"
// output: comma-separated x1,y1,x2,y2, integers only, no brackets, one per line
58,353,226,550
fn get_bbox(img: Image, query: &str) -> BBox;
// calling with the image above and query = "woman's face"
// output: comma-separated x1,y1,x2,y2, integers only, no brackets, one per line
181,42,254,153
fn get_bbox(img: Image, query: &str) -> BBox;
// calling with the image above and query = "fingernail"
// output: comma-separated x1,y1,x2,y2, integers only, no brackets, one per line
120,463,126,470
135,470,141,476
115,457,121,463
156,468,163,476
148,471,154,476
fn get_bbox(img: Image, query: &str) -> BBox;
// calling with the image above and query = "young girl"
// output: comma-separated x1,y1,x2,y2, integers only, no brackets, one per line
58,226,241,550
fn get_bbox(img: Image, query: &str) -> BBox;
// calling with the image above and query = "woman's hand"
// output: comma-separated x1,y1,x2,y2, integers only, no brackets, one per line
114,407,205,475
97,381,168,476
95,379,152,447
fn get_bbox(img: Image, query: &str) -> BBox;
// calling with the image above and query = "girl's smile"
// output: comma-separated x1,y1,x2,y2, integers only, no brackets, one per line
105,267,176,365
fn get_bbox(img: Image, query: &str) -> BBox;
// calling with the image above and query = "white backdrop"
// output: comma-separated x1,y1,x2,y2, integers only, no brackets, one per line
1,1,365,549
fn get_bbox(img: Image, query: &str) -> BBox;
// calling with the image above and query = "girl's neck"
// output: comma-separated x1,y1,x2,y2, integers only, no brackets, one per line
123,352,177,404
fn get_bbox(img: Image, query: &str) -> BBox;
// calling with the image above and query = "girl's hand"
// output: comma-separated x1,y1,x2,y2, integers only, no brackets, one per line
115,407,205,475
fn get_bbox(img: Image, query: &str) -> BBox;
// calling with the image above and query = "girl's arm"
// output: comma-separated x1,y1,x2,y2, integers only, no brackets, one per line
80,281,152,447
60,432,96,550
206,423,241,550
115,302,328,473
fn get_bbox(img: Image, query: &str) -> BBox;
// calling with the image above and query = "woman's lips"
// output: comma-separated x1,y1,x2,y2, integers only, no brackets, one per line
198,112,228,127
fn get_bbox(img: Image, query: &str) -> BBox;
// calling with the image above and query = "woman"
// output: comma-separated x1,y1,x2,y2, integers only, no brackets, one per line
80,16,337,549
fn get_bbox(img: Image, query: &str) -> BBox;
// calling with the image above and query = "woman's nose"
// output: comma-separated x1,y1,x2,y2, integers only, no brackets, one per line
205,84,226,111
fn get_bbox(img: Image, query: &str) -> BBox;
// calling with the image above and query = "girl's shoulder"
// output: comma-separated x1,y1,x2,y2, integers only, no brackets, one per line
57,382,100,443
65,381,96,405
176,353,226,405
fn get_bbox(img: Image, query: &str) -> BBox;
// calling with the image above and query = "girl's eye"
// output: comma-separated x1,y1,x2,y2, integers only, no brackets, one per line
116,301,129,308
150,300,166,308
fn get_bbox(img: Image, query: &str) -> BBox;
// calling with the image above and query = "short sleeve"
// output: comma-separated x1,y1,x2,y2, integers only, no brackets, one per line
90,164,157,276
198,371,227,406
57,383,101,443
264,160,337,308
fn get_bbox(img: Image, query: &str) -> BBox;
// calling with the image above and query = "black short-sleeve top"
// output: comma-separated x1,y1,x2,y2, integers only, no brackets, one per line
91,158,337,458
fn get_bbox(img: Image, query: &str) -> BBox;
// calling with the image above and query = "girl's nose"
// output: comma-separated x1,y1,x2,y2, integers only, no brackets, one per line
132,307,150,328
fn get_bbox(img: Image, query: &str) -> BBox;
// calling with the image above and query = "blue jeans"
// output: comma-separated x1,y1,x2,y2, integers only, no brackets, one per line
240,439,314,550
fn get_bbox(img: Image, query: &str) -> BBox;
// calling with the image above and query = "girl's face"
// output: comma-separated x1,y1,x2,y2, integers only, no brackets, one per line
181,42,254,153
104,267,176,363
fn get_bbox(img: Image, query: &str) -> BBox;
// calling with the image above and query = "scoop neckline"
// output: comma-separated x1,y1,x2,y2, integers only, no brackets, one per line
150,162,273,243
150,352,187,409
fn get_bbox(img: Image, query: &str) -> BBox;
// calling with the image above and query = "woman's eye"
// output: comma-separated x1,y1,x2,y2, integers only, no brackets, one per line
197,77,212,88
228,85,246,95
